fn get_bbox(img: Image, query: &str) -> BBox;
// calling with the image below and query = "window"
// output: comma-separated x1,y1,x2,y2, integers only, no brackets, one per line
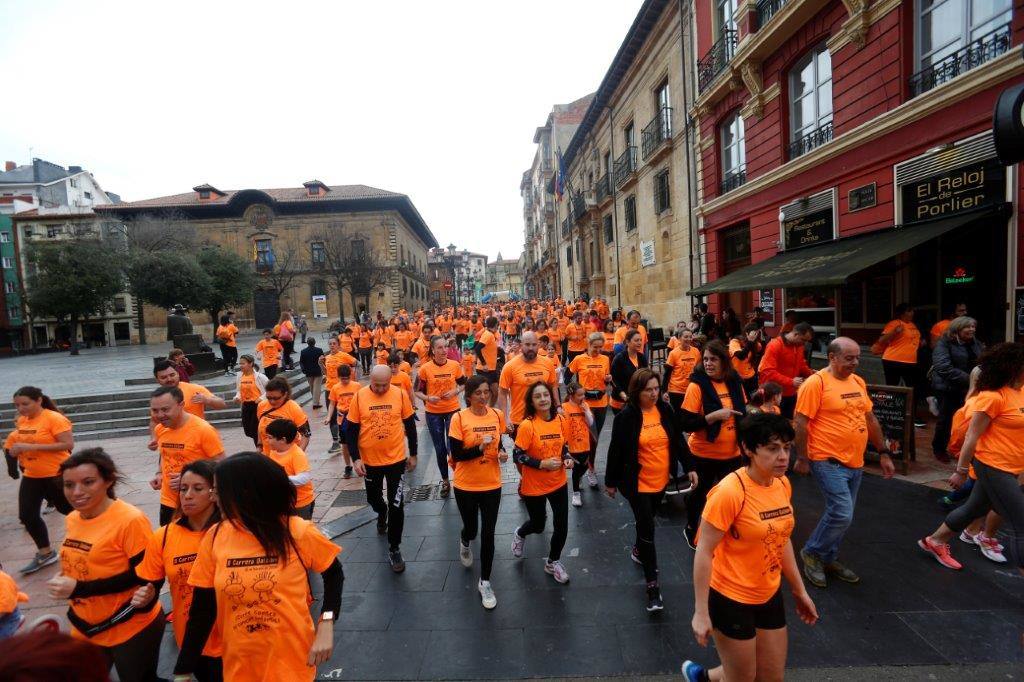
789,45,833,159
2,257,12,269
351,239,365,259
603,215,614,244
311,279,326,296
70,178,78,188
654,169,671,213
311,241,325,265
721,224,751,273
719,112,746,193
199,190,211,199
715,0,738,33
7,306,18,320
47,225,62,238
84,191,92,200
113,297,127,314
4,281,14,294
565,246,573,266
624,122,635,150
255,239,273,270
917,0,1011,75
624,195,637,232
604,152,611,174
0,231,8,243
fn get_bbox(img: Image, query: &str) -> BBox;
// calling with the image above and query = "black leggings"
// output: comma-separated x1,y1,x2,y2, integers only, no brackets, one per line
625,489,665,584
327,402,339,442
570,452,590,492
364,460,406,550
19,475,71,549
882,360,918,390
358,348,373,374
454,487,501,580
241,400,259,446
101,610,166,682
517,484,569,561
219,343,238,371
685,455,743,534
944,459,1024,569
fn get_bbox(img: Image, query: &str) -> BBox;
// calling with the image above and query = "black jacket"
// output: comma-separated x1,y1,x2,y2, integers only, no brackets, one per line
931,335,982,393
679,369,746,442
610,351,648,402
299,345,324,377
605,400,691,495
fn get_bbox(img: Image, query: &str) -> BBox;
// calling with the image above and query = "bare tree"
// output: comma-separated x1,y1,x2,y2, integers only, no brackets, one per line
256,240,304,306
312,228,391,323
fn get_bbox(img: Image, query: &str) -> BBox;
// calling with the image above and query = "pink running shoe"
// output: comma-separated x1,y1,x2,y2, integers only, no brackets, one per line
918,537,963,570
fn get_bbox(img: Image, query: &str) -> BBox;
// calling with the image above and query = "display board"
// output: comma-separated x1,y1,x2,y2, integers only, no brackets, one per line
865,384,914,474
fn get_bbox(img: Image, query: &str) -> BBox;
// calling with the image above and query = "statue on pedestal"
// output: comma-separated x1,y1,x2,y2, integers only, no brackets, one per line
166,304,193,341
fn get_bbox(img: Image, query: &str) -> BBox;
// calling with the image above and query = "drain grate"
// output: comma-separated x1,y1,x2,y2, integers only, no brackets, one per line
331,490,369,507
406,483,440,502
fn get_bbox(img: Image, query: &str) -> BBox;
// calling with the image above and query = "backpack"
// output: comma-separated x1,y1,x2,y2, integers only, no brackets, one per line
278,322,294,342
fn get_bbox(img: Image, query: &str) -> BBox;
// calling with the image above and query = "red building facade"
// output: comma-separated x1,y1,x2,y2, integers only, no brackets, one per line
689,0,1024,347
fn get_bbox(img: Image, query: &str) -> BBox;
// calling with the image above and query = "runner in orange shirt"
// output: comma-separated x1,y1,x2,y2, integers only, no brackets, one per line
338,328,356,354
416,336,467,498
173,454,342,682
498,332,558,433
567,333,612,489
4,386,73,575
564,311,590,374
662,330,702,411
475,317,501,406
561,383,594,508
729,323,763,398
255,329,285,379
510,382,574,584
152,359,226,420
256,376,311,456
326,364,361,479
51,449,165,682
684,413,817,682
263,419,316,519
387,353,416,407
875,303,924,426
320,338,358,454
215,313,239,376
449,375,507,610
233,354,268,448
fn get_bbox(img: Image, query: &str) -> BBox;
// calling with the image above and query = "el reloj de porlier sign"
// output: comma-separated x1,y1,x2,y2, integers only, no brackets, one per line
901,158,1006,224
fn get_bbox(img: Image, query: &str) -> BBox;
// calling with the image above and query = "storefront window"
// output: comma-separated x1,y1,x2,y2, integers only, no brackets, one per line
785,286,836,352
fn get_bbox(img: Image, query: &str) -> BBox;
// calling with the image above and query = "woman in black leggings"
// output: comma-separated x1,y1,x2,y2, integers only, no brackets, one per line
606,369,697,613
448,375,506,610
3,386,74,576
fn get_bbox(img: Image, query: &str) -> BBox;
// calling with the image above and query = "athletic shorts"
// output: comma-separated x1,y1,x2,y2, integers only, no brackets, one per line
708,587,785,640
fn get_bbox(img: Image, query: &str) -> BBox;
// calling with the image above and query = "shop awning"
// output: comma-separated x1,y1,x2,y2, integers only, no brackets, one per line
687,206,1009,296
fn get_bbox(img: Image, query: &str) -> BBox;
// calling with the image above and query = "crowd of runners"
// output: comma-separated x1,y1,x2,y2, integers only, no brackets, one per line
1,297,1022,682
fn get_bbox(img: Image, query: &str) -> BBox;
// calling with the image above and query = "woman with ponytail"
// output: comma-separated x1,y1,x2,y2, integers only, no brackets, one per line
3,386,74,575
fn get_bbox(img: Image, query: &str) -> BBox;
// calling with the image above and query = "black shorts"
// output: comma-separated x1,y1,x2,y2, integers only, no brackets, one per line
477,369,499,383
708,587,785,640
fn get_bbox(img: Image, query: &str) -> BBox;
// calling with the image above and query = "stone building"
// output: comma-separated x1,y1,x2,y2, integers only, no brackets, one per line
485,251,525,297
96,181,437,334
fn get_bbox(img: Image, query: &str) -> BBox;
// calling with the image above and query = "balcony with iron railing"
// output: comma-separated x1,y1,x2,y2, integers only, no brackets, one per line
561,217,570,238
755,0,787,30
720,168,746,195
909,23,1012,97
613,146,638,189
697,29,737,93
788,120,833,160
571,193,587,224
641,106,673,161
596,174,611,203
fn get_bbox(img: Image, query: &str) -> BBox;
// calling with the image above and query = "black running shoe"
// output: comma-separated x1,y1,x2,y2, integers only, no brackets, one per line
646,584,664,612
388,549,406,573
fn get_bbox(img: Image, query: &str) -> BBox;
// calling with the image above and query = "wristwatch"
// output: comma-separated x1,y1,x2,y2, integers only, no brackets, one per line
320,610,335,622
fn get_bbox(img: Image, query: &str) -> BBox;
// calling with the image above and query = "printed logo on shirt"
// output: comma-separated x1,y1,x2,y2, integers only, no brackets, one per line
173,553,198,565
62,538,93,552
162,442,186,450
226,555,279,568
17,429,38,435
758,507,793,521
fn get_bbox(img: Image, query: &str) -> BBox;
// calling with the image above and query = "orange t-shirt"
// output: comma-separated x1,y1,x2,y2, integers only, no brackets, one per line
389,370,413,402
0,571,27,614
561,401,591,454
947,397,979,479
323,351,358,390
3,409,72,478
476,329,499,372
666,346,701,395
61,500,162,647
338,334,355,354
569,353,610,408
188,517,340,682
417,359,465,414
795,369,872,468
638,406,671,492
499,355,558,425
237,373,263,403
347,385,415,466
179,381,215,419
136,522,222,656
545,325,562,345
267,443,314,508
256,399,309,456
881,320,920,364
449,407,506,492
394,330,414,351
514,415,570,496
375,349,389,366
462,352,476,378
971,387,1024,474
328,380,361,416
729,338,757,380
255,338,283,367
216,324,239,348
930,319,951,345
614,324,648,352
602,331,616,353
683,380,740,460
358,329,372,349
702,469,794,604
454,319,471,336
154,416,224,507
411,338,431,364
565,323,588,352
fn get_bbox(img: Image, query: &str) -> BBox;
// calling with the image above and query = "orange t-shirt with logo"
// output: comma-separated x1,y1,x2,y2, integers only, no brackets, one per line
188,517,340,682
347,385,415,466
216,323,239,348
154,416,224,507
881,320,920,364
702,469,794,604
178,381,215,419
328,380,361,417
499,355,558,425
256,399,309,456
515,415,570,496
357,329,372,349
561,401,591,454
971,387,1024,474
394,330,414,351
417,359,465,414
136,522,222,656
61,500,162,647
323,352,358,391
638,407,671,492
683,380,740,460
729,339,757,380
477,329,499,372
666,346,702,395
795,369,873,468
255,339,283,367
569,353,610,408
267,443,314,508
237,373,263,403
3,409,72,478
449,407,506,492
565,323,588,352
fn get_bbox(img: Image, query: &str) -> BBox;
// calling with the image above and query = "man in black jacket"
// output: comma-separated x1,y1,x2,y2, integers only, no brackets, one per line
299,338,325,409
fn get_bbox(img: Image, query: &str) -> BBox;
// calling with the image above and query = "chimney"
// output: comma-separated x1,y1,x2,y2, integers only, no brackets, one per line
68,165,83,173
4,162,15,172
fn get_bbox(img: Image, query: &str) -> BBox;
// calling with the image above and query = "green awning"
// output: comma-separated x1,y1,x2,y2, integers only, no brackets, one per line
687,207,1008,296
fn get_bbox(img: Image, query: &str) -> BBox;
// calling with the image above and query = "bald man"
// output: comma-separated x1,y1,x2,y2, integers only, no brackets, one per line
794,336,894,589
498,331,558,438
346,364,418,573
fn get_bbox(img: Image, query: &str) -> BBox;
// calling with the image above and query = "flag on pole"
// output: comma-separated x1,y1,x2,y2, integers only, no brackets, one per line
555,148,566,201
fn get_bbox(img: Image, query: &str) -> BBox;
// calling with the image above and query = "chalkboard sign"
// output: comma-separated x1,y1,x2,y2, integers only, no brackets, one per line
865,384,914,474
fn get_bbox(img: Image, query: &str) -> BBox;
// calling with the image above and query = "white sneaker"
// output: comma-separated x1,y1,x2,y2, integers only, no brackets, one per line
459,540,473,568
478,580,497,610
926,396,940,417
978,535,1007,563
544,559,570,584
959,529,980,545
511,531,525,558
571,492,582,508
586,469,598,488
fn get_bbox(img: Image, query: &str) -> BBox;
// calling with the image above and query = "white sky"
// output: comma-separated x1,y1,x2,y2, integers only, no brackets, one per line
0,0,644,262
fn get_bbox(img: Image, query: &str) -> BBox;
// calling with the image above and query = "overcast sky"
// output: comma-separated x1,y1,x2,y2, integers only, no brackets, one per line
0,0,644,261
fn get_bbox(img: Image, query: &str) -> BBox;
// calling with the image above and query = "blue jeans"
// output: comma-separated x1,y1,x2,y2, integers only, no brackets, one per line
426,411,456,481
803,460,863,565
0,607,22,640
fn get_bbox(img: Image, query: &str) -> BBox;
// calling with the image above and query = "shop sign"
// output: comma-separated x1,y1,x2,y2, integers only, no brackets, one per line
640,240,656,267
943,266,975,286
782,208,834,251
901,158,1005,224
759,289,775,319
311,295,328,319
848,183,876,212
